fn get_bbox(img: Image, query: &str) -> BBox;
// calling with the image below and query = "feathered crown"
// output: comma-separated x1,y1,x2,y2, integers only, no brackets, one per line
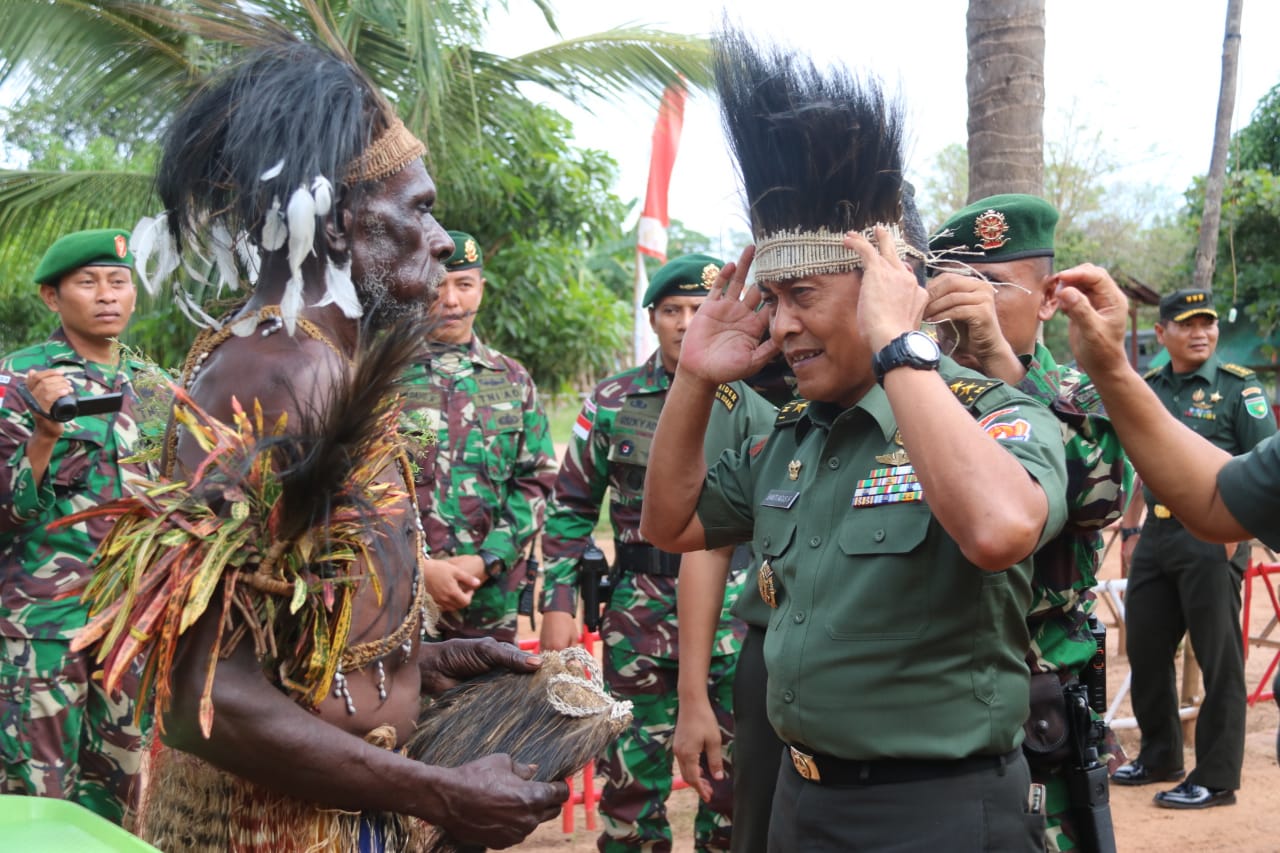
132,35,425,335
714,28,921,283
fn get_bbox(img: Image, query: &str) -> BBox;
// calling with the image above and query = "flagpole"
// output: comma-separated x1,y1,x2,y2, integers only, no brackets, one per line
634,82,686,364
633,248,653,363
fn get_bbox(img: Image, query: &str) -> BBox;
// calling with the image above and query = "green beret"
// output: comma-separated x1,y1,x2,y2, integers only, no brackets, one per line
34,228,133,286
931,194,1059,263
643,253,724,308
1159,288,1217,323
444,230,483,271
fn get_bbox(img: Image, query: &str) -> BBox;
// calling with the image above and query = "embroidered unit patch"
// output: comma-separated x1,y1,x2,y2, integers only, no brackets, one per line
977,407,1032,442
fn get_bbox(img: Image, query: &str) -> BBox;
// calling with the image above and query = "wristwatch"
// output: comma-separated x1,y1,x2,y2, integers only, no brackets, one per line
479,550,507,579
872,330,942,385
1120,526,1141,540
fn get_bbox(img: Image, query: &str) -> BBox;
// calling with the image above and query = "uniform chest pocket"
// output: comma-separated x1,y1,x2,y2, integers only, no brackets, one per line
827,503,933,641
477,406,524,481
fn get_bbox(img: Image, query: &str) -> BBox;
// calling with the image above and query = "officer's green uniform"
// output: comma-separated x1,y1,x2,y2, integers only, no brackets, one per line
402,232,556,644
1126,291,1276,793
541,255,745,852
1219,433,1280,550
0,229,151,823
696,363,1069,852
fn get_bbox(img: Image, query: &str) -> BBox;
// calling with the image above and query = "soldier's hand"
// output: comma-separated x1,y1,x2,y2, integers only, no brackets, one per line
24,369,73,437
422,558,480,612
419,637,541,695
538,610,577,652
1055,264,1131,379
679,245,778,386
432,754,567,849
845,227,929,352
1120,533,1139,574
674,694,724,803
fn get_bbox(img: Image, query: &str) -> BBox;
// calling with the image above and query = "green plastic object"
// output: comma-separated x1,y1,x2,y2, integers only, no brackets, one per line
0,795,160,852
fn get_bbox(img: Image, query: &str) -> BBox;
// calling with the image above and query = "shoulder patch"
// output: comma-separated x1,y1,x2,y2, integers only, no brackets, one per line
714,383,740,412
1220,362,1255,379
948,377,1002,409
1143,366,1162,381
775,399,810,427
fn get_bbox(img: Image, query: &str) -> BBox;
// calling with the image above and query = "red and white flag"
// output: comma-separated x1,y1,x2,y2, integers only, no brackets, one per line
636,84,687,262
634,83,687,361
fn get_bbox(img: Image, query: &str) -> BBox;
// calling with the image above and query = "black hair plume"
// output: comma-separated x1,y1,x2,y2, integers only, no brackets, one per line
714,27,907,239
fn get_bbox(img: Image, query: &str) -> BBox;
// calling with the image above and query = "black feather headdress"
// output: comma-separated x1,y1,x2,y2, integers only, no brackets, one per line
714,27,920,282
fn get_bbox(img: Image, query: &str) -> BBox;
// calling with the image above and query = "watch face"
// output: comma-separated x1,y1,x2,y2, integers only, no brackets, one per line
905,331,941,361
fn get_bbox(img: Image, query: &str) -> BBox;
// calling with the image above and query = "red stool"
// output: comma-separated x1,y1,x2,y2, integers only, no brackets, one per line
1243,559,1280,705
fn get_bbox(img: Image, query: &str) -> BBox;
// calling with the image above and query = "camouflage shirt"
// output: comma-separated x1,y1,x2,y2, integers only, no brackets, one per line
401,337,556,634
541,352,742,659
0,330,152,641
1017,342,1132,675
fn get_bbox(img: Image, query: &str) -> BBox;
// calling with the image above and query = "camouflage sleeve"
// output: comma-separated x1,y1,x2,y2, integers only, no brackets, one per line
480,370,557,574
0,369,57,532
540,391,612,614
1062,412,1132,533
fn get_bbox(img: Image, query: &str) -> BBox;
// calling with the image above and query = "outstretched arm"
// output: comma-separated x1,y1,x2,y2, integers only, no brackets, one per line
641,246,778,552
1055,264,1251,543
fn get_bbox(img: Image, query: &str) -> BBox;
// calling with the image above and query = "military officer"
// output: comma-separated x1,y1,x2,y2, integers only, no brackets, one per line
541,253,742,852
0,229,151,822
1107,289,1275,808
403,231,556,644
643,32,1067,852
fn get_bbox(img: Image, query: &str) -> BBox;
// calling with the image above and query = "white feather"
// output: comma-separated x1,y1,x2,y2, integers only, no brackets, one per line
229,312,261,337
281,275,305,336
174,284,220,329
261,197,287,251
235,233,261,284
316,257,363,318
286,185,316,272
210,223,241,291
260,159,285,181
311,175,332,217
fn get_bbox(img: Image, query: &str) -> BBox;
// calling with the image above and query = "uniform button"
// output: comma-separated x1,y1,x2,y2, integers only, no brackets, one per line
827,457,840,470
782,690,795,703
763,536,772,548
874,529,886,542
809,536,821,547
793,611,806,624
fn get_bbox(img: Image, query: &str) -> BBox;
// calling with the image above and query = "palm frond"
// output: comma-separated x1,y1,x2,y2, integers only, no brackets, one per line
0,169,160,258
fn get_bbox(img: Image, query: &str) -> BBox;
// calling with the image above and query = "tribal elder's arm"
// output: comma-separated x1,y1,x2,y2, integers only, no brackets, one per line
161,335,563,848
1055,264,1255,544
848,228,1066,569
641,247,779,552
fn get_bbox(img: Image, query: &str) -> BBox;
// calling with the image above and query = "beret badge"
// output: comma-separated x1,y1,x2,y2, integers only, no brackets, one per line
973,210,1010,251
701,263,721,287
463,239,478,264
114,234,128,259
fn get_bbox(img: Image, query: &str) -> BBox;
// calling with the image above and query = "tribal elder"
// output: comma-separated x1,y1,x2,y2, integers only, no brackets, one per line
641,29,1067,852
76,36,565,850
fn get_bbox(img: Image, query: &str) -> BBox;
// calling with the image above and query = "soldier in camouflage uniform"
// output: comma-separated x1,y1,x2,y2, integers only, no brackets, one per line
541,254,743,852
0,229,152,823
404,231,556,644
929,195,1131,852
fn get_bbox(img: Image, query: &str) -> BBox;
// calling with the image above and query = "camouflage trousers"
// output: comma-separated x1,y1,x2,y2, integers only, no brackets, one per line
598,643,736,853
0,636,146,823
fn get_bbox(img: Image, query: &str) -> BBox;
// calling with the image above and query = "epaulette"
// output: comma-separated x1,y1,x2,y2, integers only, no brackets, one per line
775,398,810,427
947,377,1001,410
714,383,740,412
1220,362,1255,379
1143,366,1162,380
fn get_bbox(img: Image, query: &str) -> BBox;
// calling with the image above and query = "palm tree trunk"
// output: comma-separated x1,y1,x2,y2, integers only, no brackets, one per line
1193,0,1244,291
966,0,1046,201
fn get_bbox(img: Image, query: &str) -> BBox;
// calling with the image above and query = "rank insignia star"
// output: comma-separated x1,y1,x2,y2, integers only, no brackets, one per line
1210,391,1223,404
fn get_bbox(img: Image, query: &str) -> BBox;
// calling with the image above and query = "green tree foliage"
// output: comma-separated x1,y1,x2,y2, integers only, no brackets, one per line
0,0,713,390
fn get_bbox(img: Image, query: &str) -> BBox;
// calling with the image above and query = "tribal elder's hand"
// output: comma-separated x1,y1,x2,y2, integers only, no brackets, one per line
419,637,542,696
677,245,779,386
434,754,568,849
924,272,1021,379
845,227,929,352
1055,264,1131,381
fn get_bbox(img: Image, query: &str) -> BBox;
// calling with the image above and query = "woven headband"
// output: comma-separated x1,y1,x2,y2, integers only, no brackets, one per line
752,223,925,283
344,118,426,183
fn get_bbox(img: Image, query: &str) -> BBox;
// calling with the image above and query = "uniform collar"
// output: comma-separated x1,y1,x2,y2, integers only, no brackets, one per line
794,384,897,444
1163,353,1219,385
633,350,671,393
427,335,502,371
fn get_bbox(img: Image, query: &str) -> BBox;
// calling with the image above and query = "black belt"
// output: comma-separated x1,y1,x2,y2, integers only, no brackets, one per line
786,744,1020,786
615,542,682,578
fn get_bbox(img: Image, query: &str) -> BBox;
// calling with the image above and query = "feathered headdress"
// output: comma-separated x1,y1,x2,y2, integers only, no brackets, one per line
714,27,922,282
133,33,425,334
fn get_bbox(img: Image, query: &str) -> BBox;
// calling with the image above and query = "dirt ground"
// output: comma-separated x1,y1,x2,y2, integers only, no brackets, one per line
514,532,1280,852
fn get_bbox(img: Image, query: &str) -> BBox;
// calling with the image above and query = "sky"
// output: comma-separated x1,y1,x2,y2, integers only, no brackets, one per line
483,0,1280,255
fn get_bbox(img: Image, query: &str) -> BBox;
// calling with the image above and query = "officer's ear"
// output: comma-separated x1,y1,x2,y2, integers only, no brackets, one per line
38,283,60,313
